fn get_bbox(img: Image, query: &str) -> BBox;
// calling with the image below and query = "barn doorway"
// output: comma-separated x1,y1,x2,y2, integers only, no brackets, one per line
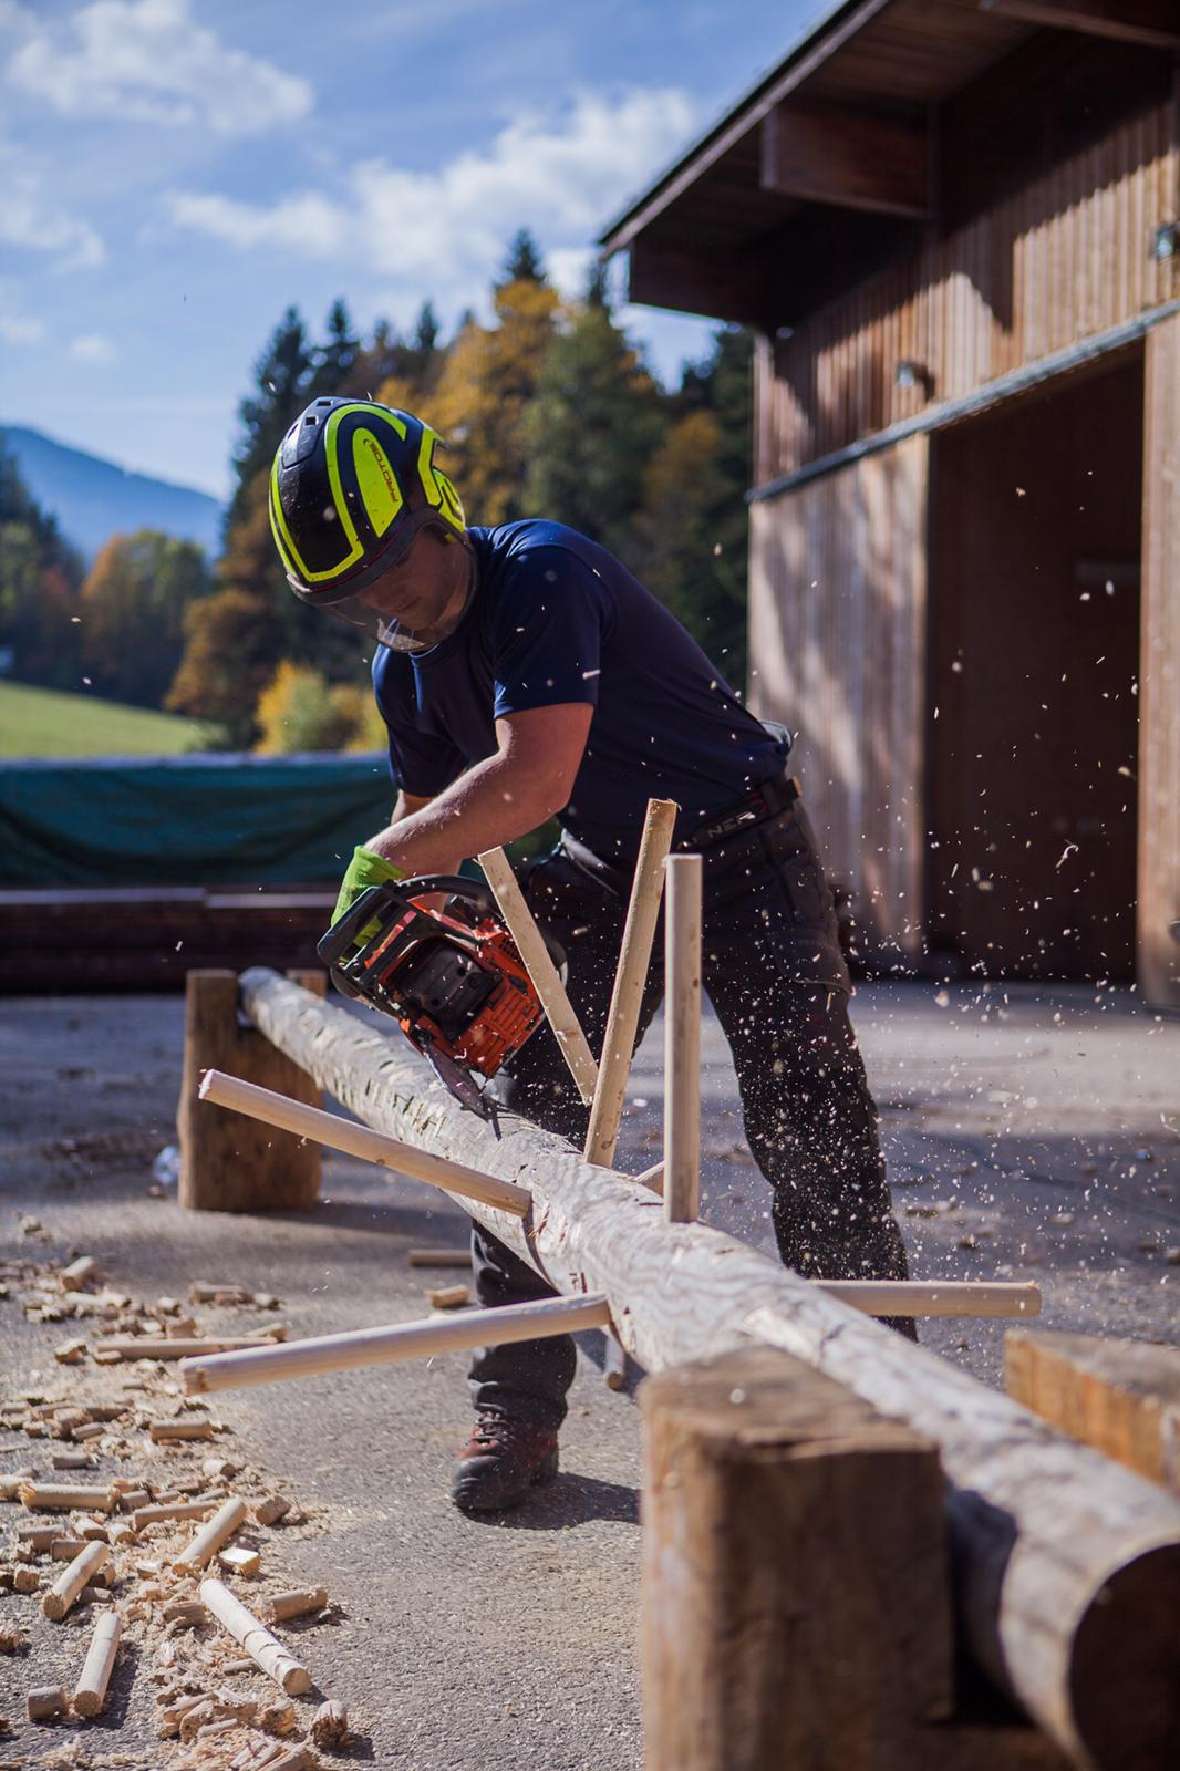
926,352,1142,981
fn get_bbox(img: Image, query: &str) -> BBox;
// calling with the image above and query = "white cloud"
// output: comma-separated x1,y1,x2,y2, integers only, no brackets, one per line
167,86,697,307
167,190,348,258
7,0,312,137
70,332,116,363
0,144,105,268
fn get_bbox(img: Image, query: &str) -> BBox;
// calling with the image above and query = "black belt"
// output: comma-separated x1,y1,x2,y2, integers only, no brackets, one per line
677,772,800,852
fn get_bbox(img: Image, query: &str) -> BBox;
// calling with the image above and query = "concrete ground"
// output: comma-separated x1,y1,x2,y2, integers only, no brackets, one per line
1,981,1177,1765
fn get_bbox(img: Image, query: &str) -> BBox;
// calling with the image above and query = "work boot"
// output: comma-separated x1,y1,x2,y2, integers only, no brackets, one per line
452,1410,559,1514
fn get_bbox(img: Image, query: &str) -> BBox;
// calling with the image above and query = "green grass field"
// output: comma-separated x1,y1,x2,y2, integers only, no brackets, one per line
0,680,214,757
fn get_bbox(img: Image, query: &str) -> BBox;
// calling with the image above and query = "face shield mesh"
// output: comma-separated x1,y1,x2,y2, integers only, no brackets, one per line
287,526,475,654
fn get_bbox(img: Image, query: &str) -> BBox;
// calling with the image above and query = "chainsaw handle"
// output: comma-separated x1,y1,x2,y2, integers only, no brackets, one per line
316,876,500,997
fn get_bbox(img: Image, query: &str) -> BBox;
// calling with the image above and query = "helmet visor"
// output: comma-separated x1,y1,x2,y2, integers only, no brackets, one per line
304,540,476,654
314,593,429,651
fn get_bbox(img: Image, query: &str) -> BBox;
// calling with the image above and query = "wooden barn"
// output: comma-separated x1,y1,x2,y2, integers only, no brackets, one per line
600,0,1180,1008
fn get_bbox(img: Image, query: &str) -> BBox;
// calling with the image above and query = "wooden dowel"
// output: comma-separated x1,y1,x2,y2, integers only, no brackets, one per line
603,1334,629,1391
478,846,598,1104
60,1255,99,1292
663,855,702,1226
19,1481,115,1513
73,1609,122,1716
132,1498,218,1531
268,1587,328,1621
635,1159,664,1194
816,1281,1042,1319
199,1069,530,1219
149,1419,217,1442
95,1335,283,1360
198,1577,311,1696
27,1685,68,1722
174,1496,248,1572
181,1294,612,1395
408,1248,470,1267
584,798,677,1167
42,1540,110,1620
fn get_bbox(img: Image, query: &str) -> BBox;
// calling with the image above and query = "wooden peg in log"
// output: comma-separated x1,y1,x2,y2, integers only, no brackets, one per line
198,1068,530,1219
478,845,599,1103
181,1294,612,1394
663,855,702,1226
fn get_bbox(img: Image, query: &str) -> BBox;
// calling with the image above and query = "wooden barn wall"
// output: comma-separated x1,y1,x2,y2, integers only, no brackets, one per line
1139,311,1180,1010
748,434,928,961
760,96,1178,482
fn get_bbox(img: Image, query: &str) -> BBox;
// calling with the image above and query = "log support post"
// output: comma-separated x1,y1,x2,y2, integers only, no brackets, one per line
641,1345,1071,1771
179,968,325,1213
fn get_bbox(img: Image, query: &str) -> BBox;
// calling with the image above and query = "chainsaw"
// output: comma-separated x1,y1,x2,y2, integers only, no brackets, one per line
317,877,550,1135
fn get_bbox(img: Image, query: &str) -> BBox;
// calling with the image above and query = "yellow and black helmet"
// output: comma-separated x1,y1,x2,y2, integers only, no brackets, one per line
268,397,466,605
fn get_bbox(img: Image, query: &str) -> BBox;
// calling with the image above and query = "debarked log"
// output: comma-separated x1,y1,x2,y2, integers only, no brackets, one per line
238,967,1180,1771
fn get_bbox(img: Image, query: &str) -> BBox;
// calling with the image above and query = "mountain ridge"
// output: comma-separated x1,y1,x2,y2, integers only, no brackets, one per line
0,423,223,561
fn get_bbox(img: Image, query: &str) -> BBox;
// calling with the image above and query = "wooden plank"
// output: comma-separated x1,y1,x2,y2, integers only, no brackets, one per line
239,967,1180,1770
757,91,1175,484
749,437,928,965
978,0,1180,52
1138,311,1180,1008
760,98,931,218
641,1344,953,1768
1006,1328,1180,1492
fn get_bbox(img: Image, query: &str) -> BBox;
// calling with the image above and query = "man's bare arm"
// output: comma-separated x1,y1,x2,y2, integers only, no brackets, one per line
387,790,462,878
368,703,593,876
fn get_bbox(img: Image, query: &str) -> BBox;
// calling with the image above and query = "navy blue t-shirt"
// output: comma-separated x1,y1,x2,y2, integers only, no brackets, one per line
371,520,784,863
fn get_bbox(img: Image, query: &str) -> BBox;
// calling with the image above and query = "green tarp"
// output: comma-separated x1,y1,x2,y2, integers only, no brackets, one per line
0,753,394,887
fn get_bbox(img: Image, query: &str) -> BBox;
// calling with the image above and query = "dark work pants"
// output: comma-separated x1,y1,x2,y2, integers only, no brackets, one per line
469,791,911,1428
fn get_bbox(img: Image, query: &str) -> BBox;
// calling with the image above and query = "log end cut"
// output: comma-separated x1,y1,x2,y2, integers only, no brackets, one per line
1069,1540,1180,1771
280,1664,313,1697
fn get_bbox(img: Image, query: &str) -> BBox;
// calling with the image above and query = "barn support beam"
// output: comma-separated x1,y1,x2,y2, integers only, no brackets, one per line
237,966,1180,1771
978,0,1180,53
626,237,775,330
759,99,932,219
1139,309,1180,1009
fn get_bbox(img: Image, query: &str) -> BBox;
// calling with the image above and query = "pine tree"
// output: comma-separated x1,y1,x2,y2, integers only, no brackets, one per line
225,307,315,542
311,299,361,398
523,279,664,562
502,228,546,284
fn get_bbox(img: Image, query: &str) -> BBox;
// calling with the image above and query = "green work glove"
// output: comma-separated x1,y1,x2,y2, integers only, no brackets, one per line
331,845,406,929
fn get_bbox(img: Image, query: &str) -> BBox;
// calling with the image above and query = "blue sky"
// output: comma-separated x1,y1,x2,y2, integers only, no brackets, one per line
0,0,819,499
